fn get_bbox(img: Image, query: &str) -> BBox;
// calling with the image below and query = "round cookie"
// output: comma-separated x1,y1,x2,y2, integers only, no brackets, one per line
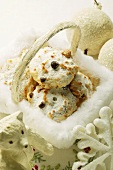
27,86,78,122
0,57,21,86
69,71,93,99
0,56,38,101
29,47,78,89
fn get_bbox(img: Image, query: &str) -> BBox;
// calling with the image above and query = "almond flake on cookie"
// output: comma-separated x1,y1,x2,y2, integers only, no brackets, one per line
29,47,78,89
27,85,78,122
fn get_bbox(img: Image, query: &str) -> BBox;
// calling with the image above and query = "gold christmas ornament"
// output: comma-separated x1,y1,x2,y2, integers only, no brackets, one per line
98,38,113,71
67,0,113,58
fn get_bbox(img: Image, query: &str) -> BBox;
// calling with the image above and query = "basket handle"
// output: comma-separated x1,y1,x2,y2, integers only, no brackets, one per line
11,22,81,103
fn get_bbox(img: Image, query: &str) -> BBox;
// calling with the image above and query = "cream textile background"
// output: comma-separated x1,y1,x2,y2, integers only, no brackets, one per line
0,0,113,48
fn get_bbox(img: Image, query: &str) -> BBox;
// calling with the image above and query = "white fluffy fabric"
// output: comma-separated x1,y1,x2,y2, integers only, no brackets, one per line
0,28,37,66
0,29,37,113
0,29,113,149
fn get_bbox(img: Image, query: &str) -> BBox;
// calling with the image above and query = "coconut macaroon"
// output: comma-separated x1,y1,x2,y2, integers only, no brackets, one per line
0,57,21,86
27,86,78,122
0,48,28,86
69,71,93,99
0,57,38,101
29,47,78,89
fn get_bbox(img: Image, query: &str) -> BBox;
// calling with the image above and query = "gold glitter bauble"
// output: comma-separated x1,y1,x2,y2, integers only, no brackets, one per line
98,38,113,71
67,7,113,58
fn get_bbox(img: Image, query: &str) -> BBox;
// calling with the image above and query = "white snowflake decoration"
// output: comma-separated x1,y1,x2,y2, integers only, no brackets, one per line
72,105,113,170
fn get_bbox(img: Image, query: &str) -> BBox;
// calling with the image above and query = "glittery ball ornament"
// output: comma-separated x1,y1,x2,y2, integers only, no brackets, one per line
98,38,113,71
67,1,113,58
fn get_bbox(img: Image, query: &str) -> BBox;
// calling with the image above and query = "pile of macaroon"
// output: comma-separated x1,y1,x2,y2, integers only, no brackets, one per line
0,46,93,122
1,0,113,123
